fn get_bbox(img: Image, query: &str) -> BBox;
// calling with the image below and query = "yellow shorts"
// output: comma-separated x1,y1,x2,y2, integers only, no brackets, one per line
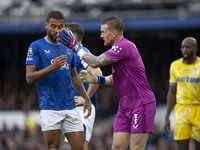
174,103,200,141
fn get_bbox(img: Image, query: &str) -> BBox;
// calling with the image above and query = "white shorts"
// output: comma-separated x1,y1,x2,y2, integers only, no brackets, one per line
65,104,95,142
40,108,84,134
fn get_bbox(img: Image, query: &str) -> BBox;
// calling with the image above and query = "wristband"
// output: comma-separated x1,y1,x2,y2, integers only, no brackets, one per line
97,76,106,84
105,77,110,85
77,49,86,59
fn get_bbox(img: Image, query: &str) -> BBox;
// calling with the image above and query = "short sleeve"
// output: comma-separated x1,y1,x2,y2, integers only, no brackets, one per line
25,42,40,67
169,62,177,85
71,52,76,68
104,43,128,63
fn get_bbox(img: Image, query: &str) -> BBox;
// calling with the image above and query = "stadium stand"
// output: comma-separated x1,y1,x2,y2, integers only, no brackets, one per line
0,0,199,23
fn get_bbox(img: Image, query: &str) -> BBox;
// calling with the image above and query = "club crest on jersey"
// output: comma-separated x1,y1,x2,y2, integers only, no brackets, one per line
66,49,72,55
28,48,33,56
44,50,51,54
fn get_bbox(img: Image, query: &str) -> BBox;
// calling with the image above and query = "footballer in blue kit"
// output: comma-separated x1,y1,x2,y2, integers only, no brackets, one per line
64,23,102,150
26,38,76,110
25,10,91,150
74,46,97,106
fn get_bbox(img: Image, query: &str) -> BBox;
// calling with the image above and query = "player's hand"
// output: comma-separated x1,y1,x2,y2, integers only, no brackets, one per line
164,117,171,133
79,70,98,84
84,99,92,119
57,29,82,53
74,96,85,106
52,55,67,70
57,29,76,48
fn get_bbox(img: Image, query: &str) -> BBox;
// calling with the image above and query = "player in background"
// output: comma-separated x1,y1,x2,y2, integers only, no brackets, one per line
25,10,91,150
165,37,200,150
57,16,156,150
64,23,102,150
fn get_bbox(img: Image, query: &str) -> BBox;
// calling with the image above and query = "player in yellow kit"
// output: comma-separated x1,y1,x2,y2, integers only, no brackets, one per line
165,37,200,150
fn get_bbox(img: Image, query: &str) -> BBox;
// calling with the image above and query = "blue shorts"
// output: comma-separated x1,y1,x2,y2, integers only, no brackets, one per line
114,102,156,134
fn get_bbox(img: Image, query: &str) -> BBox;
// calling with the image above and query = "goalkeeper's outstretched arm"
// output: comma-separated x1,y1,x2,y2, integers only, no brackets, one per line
79,70,113,85
57,29,113,68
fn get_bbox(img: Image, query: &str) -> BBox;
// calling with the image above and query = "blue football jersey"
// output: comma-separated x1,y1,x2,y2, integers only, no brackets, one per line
74,46,97,107
25,37,76,110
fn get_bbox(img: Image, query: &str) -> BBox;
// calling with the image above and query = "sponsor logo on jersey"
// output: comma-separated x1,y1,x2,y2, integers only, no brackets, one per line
26,57,33,61
60,63,69,70
177,77,200,83
51,59,69,70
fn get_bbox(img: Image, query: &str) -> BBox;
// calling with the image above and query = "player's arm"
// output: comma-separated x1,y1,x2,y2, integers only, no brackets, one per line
71,67,91,118
57,29,113,68
164,84,177,133
86,66,102,98
26,55,67,84
81,53,113,68
74,66,102,106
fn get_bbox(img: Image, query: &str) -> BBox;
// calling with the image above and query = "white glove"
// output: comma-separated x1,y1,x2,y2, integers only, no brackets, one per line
79,70,98,84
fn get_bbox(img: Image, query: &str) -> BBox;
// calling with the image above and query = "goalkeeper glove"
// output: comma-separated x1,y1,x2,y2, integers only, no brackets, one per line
57,29,82,53
79,70,98,84
79,70,107,84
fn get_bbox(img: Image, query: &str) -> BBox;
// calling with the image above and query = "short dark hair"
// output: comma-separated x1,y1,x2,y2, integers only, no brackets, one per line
65,23,85,42
46,10,65,23
101,16,124,35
